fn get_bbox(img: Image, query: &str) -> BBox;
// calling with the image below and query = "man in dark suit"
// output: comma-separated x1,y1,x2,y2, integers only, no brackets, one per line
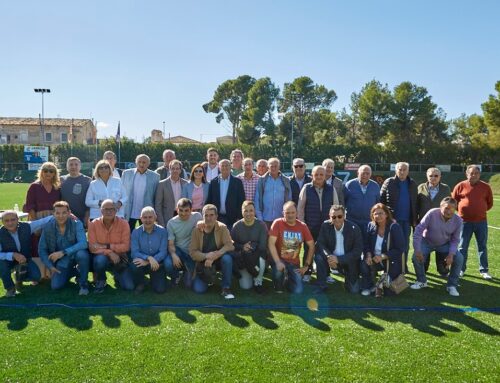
314,205,363,294
206,159,245,229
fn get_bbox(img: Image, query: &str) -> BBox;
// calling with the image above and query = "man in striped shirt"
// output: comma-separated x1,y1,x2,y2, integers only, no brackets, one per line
237,158,260,201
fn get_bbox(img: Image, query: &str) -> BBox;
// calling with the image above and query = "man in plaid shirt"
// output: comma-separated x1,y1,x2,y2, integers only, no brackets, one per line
238,158,260,202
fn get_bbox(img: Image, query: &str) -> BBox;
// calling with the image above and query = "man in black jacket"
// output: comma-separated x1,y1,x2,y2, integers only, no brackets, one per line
314,205,362,294
380,162,418,271
289,158,311,205
206,159,245,230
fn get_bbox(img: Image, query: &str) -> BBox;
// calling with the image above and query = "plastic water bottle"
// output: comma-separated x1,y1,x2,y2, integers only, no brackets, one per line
14,204,19,212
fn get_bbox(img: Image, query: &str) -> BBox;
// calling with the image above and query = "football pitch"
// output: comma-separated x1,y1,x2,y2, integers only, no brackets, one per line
0,183,498,382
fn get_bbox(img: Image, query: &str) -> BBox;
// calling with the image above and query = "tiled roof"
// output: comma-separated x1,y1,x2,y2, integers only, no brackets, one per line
165,135,201,144
0,117,94,127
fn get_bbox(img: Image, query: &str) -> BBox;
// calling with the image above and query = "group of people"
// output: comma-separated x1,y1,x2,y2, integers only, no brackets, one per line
0,147,494,300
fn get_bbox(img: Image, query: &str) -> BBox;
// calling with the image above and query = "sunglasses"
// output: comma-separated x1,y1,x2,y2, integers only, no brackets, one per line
294,164,304,168
42,169,55,173
194,169,204,173
98,166,110,170
331,215,344,219
429,175,439,178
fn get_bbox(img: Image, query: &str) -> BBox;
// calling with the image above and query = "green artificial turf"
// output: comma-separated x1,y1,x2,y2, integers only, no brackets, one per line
0,184,499,382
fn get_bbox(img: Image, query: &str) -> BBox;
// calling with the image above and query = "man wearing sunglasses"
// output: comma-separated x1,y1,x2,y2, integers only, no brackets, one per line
289,158,311,205
314,205,363,294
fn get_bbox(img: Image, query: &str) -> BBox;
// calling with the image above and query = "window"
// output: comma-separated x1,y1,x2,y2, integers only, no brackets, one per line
61,132,68,143
45,132,52,142
19,131,28,143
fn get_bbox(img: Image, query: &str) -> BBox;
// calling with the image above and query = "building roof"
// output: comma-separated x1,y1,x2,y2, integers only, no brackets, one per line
0,117,94,127
165,135,201,144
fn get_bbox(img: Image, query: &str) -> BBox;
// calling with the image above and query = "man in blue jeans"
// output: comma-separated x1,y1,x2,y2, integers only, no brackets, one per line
38,201,90,295
0,212,53,297
411,197,464,296
268,201,315,294
189,204,235,299
165,198,202,287
130,206,167,294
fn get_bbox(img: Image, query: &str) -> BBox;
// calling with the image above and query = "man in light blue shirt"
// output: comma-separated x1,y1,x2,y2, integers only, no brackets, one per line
254,157,292,228
130,206,168,294
0,212,53,297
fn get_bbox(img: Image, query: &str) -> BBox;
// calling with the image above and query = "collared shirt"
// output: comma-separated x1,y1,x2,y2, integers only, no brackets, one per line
131,171,147,219
219,176,230,215
0,216,54,261
359,180,369,195
131,224,168,262
88,217,130,254
255,175,291,222
427,183,440,201
413,208,463,254
295,177,306,190
171,179,182,207
315,186,324,211
237,172,260,201
334,223,345,257
206,165,219,182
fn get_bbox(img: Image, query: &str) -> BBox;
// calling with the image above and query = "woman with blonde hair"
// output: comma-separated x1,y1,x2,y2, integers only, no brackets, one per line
23,161,62,279
85,159,127,220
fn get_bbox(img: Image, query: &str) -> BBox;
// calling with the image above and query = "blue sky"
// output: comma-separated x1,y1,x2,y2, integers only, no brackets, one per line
1,0,499,141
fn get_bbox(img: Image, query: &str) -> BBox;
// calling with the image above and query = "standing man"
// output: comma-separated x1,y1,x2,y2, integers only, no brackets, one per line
343,165,380,236
230,149,244,175
189,204,235,299
255,159,269,176
206,159,245,229
322,158,345,206
380,162,418,271
38,201,90,295
237,157,260,202
411,197,464,296
122,154,160,233
155,149,187,180
88,199,134,293
61,157,91,227
155,159,188,228
268,201,315,294
289,157,311,205
103,151,122,178
165,198,202,287
452,165,494,279
203,147,220,182
130,207,168,294
314,205,363,294
417,167,451,274
254,157,292,228
0,212,53,297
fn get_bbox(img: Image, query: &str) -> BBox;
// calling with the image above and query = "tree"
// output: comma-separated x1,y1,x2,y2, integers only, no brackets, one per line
279,77,337,146
203,75,256,143
238,77,280,144
481,80,500,155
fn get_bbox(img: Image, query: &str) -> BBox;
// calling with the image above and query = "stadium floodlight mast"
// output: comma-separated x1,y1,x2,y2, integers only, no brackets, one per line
34,88,51,144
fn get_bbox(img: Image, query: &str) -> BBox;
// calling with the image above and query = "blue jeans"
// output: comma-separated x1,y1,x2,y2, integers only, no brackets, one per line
164,247,195,287
93,254,134,291
459,221,489,273
192,253,233,293
51,249,90,290
129,262,167,293
412,240,463,288
397,219,411,271
271,260,304,294
0,258,41,290
315,253,360,293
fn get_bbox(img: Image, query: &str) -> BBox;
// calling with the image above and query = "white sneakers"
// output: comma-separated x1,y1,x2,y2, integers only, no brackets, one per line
446,286,460,297
410,281,428,290
481,272,492,280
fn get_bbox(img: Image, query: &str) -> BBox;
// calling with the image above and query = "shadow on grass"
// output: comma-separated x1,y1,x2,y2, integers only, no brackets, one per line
0,272,498,336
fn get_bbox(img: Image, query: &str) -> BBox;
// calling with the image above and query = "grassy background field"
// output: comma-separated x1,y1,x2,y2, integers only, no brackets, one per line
0,183,499,382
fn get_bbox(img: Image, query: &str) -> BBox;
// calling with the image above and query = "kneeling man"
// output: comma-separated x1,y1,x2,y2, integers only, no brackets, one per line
411,197,463,296
314,205,362,294
39,201,90,295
